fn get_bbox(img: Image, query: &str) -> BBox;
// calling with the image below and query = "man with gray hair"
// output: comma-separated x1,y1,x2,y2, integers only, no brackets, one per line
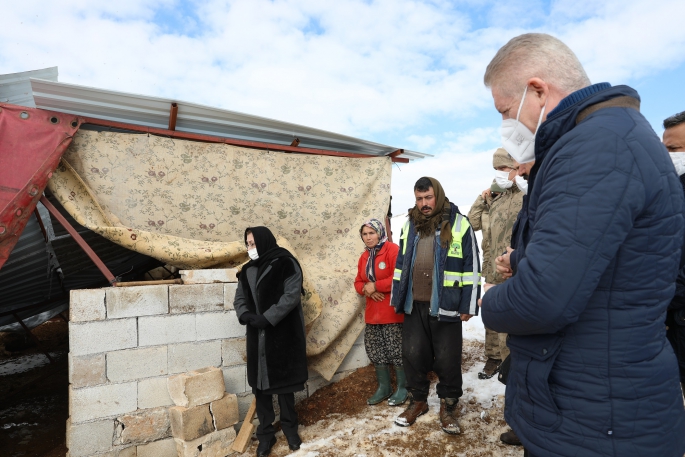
480,33,685,457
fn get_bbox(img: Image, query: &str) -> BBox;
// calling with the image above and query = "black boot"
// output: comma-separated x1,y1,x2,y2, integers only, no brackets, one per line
256,436,277,457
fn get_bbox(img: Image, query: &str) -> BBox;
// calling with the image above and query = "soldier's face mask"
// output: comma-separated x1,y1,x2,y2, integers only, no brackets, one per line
494,170,514,189
500,85,546,165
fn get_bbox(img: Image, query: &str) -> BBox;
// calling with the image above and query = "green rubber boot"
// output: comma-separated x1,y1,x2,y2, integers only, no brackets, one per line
388,365,409,406
368,364,393,405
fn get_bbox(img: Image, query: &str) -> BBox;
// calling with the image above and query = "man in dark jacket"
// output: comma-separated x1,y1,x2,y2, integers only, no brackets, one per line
391,177,480,434
665,111,685,398
480,33,685,457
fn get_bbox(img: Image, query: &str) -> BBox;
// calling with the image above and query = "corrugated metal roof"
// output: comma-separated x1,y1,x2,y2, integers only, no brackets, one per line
0,68,428,159
0,67,58,108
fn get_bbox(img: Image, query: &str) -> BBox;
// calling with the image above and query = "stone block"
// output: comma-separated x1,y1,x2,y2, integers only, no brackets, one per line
138,377,173,409
174,427,236,457
138,314,196,347
70,289,106,322
114,407,170,445
167,366,225,408
106,285,169,319
137,438,176,457
107,347,168,383
221,365,246,394
70,382,138,423
169,284,224,314
169,404,214,441
209,393,239,431
196,311,242,341
223,283,238,310
221,338,246,366
70,319,137,356
235,393,255,422
168,341,222,375
336,342,370,372
69,353,106,388
180,269,238,284
66,417,114,457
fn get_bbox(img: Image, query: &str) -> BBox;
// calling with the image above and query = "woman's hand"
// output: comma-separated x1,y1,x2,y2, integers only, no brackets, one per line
370,291,385,302
362,282,377,297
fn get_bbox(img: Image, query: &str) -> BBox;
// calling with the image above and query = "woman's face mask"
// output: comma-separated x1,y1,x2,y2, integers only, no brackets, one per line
494,170,514,189
500,85,547,165
247,248,259,260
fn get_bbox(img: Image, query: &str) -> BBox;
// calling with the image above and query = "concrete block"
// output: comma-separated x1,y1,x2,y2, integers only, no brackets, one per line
221,365,246,394
168,341,222,375
223,283,238,310
180,269,238,284
221,338,246,366
66,417,114,457
70,319,137,356
174,427,236,457
169,284,223,314
89,446,137,457
70,289,106,322
138,377,173,410
70,382,138,423
69,353,106,388
196,311,242,341
209,393,239,431
336,343,370,372
167,366,225,408
138,314,196,347
107,347,168,383
236,392,255,422
169,404,213,441
114,407,170,445
136,438,176,457
106,285,169,319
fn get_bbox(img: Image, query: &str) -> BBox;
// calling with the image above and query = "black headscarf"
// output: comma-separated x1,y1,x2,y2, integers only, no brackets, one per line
243,226,302,282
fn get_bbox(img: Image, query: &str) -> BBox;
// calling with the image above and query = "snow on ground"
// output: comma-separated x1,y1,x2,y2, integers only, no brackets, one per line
0,352,57,376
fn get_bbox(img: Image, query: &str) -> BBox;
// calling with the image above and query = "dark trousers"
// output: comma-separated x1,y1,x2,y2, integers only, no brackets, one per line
254,390,298,442
402,301,463,402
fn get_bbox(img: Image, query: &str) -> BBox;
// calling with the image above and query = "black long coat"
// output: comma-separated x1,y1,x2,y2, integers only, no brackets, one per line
233,257,308,393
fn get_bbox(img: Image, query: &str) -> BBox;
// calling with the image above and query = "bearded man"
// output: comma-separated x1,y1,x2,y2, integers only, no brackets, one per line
391,177,480,435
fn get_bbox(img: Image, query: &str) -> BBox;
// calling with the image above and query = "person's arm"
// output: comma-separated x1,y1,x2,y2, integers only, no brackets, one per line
458,221,481,317
354,254,366,296
232,278,250,324
482,135,646,335
467,194,486,232
262,259,303,326
375,243,398,293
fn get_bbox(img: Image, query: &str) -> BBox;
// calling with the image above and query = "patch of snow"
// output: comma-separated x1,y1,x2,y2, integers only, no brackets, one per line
0,352,59,376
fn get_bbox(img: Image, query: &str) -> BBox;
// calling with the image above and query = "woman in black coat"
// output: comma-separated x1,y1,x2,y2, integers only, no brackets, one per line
233,226,308,457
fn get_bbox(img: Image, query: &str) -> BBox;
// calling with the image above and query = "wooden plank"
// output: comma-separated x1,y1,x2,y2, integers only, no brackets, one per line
231,398,257,453
114,279,182,287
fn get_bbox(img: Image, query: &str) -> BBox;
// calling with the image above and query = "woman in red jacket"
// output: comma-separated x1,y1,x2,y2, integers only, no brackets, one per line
354,218,406,406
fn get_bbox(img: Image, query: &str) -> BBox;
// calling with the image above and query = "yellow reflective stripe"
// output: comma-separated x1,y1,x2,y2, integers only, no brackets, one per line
457,271,479,287
443,271,460,287
393,269,402,281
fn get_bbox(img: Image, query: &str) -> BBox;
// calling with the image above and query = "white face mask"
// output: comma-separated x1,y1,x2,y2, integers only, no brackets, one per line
515,175,528,195
247,248,259,260
494,170,514,189
500,85,547,164
670,152,685,176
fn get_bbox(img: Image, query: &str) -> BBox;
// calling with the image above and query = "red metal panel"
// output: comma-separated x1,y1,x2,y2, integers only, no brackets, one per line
0,103,81,269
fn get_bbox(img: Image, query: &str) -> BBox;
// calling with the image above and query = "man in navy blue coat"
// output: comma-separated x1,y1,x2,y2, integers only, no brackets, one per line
480,33,685,457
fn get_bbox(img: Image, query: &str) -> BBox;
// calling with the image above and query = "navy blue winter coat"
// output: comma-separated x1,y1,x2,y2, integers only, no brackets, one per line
482,84,685,457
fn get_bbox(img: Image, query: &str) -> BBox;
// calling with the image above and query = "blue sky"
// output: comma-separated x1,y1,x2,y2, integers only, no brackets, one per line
2,0,684,213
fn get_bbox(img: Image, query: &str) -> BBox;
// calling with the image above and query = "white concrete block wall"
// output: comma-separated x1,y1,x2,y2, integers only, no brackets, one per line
67,279,370,457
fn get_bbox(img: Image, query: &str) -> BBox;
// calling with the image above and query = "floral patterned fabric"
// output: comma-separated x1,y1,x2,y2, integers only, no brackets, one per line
47,130,392,380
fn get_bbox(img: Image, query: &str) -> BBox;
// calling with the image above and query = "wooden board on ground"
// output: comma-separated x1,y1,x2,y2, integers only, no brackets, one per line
231,397,257,453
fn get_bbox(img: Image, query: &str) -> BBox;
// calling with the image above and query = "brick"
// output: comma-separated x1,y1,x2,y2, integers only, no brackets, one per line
180,269,238,284
169,404,214,441
138,377,173,409
138,314,196,347
137,438,176,457
221,365,246,394
336,343,370,372
66,417,114,457
107,347,168,382
70,382,137,423
169,284,223,314
70,289,106,322
106,285,169,319
70,319,137,356
167,366,225,408
114,407,170,445
221,338,246,366
209,393,238,430
196,311,242,341
168,341,221,375
223,283,238,310
174,427,236,457
69,353,106,388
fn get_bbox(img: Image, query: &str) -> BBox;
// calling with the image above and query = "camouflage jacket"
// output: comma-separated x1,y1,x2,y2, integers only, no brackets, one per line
487,186,523,284
468,193,495,283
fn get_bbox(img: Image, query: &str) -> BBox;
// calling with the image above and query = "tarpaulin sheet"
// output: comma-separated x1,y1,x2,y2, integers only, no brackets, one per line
47,130,392,379
0,104,80,269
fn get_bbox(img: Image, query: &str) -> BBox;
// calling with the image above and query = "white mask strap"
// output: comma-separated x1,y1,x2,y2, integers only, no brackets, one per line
515,85,528,122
